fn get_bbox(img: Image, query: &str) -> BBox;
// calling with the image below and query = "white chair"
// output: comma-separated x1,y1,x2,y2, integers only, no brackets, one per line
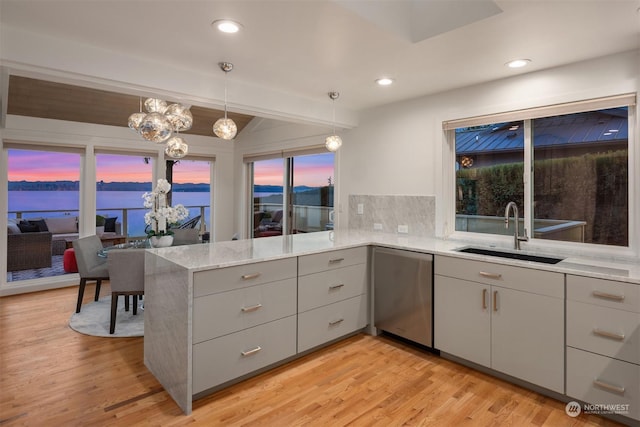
106,249,145,334
172,228,199,246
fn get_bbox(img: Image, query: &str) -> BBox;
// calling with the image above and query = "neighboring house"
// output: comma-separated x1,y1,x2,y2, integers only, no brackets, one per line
455,108,628,169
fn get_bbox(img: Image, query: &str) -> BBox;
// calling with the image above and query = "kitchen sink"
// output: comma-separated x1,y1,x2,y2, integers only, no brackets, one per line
456,247,565,264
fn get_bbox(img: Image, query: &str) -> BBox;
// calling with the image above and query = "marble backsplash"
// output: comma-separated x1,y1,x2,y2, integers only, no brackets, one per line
348,195,435,237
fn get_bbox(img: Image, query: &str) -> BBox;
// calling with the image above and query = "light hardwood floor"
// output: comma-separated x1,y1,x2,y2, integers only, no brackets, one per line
0,283,627,426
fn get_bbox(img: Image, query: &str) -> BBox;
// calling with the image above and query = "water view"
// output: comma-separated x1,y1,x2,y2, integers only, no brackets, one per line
9,190,210,237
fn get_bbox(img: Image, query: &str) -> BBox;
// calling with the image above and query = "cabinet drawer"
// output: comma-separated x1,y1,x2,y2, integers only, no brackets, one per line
298,264,367,312
192,316,296,394
297,295,368,353
567,300,640,365
193,278,297,343
194,257,297,297
298,247,367,276
435,255,563,298
567,347,639,421
567,275,640,313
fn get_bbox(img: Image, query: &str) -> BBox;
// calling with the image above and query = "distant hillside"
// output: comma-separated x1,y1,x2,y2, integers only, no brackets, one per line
9,181,210,192
257,186,334,207
254,185,314,193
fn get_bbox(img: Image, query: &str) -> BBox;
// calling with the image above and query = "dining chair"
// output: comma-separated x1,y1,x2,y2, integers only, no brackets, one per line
73,235,109,313
172,228,200,246
106,249,145,334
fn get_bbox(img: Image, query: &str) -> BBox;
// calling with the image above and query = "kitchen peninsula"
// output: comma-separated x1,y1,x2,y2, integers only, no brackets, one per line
144,231,640,422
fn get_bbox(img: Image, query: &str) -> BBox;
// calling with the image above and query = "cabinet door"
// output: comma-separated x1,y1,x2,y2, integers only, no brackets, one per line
434,275,490,367
491,286,564,393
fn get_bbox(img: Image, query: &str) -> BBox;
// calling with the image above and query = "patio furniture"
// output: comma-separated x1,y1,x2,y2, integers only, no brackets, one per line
178,215,201,229
63,248,78,273
106,249,145,334
73,236,109,313
7,231,53,271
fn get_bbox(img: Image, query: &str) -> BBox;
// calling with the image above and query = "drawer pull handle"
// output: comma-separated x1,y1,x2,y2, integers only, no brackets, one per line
482,289,487,310
493,290,498,312
329,284,345,291
329,318,344,326
479,271,502,280
593,328,625,341
592,290,625,301
241,346,262,357
593,379,625,395
329,258,345,264
241,273,261,280
241,303,263,313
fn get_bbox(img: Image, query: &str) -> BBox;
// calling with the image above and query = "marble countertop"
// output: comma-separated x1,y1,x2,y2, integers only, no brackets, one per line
148,230,640,285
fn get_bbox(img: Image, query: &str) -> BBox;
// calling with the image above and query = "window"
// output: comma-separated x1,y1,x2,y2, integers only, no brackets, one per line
6,147,81,281
96,153,152,238
169,158,212,234
449,95,634,248
246,149,334,238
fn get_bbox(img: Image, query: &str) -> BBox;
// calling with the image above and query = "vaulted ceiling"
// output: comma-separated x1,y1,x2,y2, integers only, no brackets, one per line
7,76,254,136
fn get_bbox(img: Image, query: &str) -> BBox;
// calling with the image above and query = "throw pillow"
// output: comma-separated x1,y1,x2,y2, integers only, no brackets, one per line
18,221,39,233
29,219,49,232
104,217,118,233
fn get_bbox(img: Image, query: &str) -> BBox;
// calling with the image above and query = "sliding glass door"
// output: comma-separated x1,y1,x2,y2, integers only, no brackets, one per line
248,150,334,238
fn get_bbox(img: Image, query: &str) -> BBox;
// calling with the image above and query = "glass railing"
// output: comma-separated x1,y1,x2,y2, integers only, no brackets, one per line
254,203,333,237
9,205,209,240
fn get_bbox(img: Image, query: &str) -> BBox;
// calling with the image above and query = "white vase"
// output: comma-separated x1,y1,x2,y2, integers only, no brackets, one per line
150,235,174,248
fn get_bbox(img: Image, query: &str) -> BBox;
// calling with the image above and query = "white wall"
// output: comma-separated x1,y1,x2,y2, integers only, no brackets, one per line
338,50,640,244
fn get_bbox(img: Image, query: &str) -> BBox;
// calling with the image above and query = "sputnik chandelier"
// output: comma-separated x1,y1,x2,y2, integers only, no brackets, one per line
325,91,342,152
128,97,193,158
213,61,238,140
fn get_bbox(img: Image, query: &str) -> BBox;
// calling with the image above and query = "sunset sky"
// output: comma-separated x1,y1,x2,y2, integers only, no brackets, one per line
9,150,334,187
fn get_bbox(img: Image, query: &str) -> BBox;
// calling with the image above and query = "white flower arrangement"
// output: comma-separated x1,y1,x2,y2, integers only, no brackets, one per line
143,179,189,237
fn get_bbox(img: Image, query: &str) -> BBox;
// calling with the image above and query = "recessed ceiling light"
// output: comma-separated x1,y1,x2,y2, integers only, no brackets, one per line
212,19,242,33
376,77,394,86
506,59,531,69
608,129,619,132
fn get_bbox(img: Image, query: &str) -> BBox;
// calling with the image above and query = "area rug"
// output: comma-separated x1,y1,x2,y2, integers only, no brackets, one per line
69,295,144,338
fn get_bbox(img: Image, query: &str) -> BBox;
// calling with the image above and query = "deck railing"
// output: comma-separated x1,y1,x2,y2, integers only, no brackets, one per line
9,205,209,239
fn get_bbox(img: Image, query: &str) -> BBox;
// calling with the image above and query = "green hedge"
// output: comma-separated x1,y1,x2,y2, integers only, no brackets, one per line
457,150,627,246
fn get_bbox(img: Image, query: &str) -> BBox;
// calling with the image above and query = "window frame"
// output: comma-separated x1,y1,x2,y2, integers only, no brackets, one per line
244,146,335,238
444,94,638,259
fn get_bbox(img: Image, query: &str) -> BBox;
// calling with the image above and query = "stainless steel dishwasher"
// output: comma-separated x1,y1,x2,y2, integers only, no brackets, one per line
373,247,433,348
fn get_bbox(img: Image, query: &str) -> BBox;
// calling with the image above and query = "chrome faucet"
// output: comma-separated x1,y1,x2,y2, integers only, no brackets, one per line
504,201,528,250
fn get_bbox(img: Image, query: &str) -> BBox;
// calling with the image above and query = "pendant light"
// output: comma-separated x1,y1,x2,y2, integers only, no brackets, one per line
128,96,192,158
325,91,342,152
213,61,238,140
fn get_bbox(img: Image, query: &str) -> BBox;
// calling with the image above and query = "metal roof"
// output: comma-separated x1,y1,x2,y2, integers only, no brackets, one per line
455,108,628,155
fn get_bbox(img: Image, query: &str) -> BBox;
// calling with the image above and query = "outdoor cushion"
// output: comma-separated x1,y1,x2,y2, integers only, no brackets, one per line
29,219,49,232
18,221,38,233
104,217,118,233
7,220,21,234
44,216,78,234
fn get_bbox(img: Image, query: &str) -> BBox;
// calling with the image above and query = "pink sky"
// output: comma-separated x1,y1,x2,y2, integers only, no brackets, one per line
9,150,334,187
9,150,210,184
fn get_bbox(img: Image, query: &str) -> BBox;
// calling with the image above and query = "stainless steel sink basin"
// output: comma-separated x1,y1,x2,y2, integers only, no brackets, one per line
456,247,564,264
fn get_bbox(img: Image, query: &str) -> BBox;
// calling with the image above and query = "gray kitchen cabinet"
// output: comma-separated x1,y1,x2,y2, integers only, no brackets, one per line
192,257,298,393
434,255,565,394
297,247,368,352
566,275,640,422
